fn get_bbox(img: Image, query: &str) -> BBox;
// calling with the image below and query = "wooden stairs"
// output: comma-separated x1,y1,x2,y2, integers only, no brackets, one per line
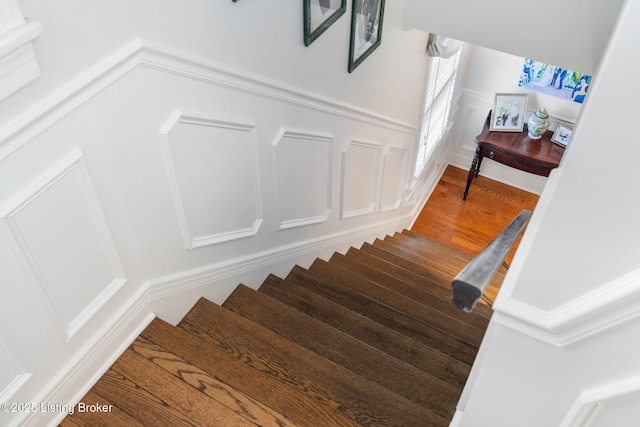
60,230,500,427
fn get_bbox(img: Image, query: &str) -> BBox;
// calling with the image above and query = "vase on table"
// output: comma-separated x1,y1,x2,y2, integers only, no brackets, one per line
527,108,550,139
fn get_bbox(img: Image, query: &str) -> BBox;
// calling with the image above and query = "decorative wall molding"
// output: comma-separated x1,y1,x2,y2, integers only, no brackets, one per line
159,110,263,249
340,139,381,219
0,0,43,102
0,323,32,403
0,150,127,342
379,145,406,212
0,37,417,162
148,212,414,306
271,128,332,230
494,267,640,347
561,375,640,427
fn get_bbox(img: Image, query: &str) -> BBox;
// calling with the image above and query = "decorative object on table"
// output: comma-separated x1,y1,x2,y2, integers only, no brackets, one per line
527,107,550,139
304,0,346,46
551,124,573,146
518,58,592,104
490,93,528,132
348,0,385,72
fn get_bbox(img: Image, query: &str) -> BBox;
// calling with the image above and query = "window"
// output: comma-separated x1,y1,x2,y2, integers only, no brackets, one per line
413,45,461,179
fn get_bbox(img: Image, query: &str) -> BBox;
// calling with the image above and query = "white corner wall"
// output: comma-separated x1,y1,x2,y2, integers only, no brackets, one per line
402,0,624,75
456,0,640,425
0,2,441,426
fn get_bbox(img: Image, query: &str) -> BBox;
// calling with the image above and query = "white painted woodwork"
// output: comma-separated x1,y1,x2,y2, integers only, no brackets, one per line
0,0,636,426
271,129,332,230
340,139,381,218
379,145,406,212
0,2,432,425
160,111,263,248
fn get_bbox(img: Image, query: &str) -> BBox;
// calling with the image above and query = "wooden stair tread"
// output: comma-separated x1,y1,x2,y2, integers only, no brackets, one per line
258,275,472,387
326,252,490,327
286,265,479,365
308,258,486,347
223,284,460,417
61,228,495,427
169,299,448,426
344,247,493,321
131,335,298,426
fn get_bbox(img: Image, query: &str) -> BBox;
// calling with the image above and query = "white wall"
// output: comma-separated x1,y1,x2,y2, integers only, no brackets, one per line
455,0,640,425
403,0,625,75
0,2,439,425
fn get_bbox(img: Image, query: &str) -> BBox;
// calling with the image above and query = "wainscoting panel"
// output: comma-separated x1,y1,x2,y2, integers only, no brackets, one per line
340,139,381,219
0,324,32,403
271,129,332,230
160,111,263,249
562,375,640,427
379,145,406,212
0,150,126,342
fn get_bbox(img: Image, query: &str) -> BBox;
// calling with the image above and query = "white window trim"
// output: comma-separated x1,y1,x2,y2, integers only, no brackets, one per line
412,45,462,184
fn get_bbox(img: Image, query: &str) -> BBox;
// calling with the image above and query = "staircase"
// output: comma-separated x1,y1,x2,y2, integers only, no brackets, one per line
60,230,500,427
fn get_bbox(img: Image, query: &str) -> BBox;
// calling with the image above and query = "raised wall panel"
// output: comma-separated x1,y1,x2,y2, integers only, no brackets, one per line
0,324,32,402
379,145,406,212
563,376,640,427
160,111,263,249
271,129,332,230
340,139,381,219
0,150,127,342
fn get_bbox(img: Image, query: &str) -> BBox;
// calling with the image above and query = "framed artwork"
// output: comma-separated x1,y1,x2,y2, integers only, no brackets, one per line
551,124,573,146
490,93,528,132
304,0,346,46
518,59,592,104
348,0,385,72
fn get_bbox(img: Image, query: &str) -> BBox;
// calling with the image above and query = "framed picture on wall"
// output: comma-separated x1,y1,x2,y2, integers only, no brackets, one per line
490,93,528,132
304,0,346,46
348,0,386,72
551,124,573,146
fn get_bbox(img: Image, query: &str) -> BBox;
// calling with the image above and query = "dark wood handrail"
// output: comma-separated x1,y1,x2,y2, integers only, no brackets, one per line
451,209,532,312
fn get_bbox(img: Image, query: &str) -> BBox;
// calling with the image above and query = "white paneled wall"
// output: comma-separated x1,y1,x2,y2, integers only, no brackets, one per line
0,33,439,426
271,129,332,230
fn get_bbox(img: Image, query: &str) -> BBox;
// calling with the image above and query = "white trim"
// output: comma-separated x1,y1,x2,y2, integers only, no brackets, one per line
0,20,43,102
340,139,381,219
0,150,127,342
0,37,416,161
494,267,640,347
379,144,407,212
561,375,640,427
25,289,153,427
271,128,333,230
159,110,263,249
0,323,33,403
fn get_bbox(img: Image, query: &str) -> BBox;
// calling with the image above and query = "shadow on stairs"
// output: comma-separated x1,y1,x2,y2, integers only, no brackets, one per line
60,230,498,427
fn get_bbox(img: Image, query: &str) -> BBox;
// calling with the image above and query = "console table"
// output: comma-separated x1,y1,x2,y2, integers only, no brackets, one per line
463,112,566,200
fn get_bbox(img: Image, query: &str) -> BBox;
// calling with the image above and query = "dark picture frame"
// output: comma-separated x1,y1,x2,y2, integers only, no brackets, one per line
348,0,385,72
304,0,346,46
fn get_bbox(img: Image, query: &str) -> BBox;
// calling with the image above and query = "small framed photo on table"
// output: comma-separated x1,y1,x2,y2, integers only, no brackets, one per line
551,124,573,146
490,93,528,132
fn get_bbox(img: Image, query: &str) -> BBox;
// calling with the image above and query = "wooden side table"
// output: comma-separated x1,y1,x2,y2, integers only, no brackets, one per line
463,112,566,200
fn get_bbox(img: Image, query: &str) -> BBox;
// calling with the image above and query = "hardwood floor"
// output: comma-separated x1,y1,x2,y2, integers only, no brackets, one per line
411,165,539,265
